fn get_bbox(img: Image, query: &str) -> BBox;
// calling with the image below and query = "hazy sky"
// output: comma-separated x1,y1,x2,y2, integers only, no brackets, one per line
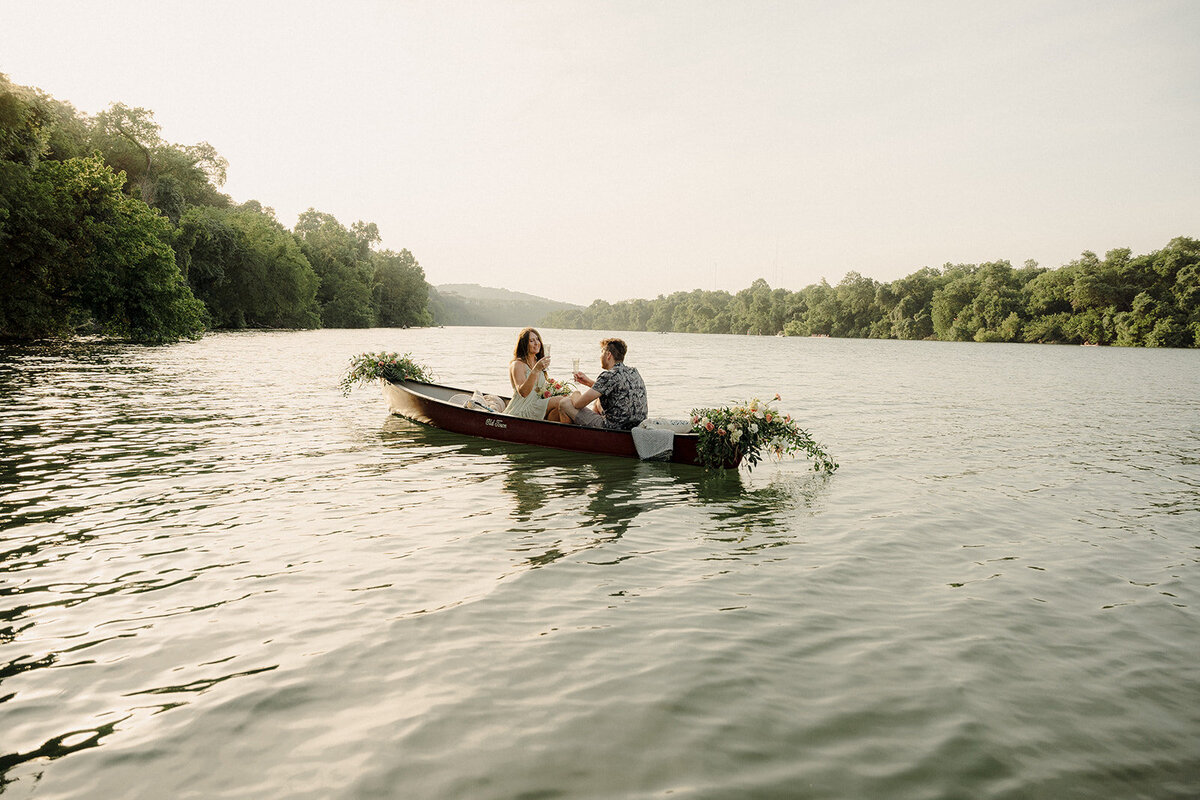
4,0,1198,306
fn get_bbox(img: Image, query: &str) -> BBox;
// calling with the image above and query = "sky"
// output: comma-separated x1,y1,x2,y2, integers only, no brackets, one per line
3,0,1198,306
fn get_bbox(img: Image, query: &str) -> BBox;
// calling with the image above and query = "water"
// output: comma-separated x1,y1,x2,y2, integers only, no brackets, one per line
1,328,1198,799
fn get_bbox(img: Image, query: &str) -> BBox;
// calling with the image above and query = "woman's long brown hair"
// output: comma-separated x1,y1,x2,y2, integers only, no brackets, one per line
513,327,544,364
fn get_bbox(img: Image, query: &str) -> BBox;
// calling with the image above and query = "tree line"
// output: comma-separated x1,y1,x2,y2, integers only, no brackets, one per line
6,74,1194,348
544,239,1200,347
0,74,432,343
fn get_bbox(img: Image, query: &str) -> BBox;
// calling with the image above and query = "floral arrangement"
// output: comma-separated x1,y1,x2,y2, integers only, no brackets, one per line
540,377,575,399
690,394,838,473
340,352,434,396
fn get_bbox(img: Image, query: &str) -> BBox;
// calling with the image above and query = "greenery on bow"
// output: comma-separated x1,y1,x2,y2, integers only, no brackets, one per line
340,352,433,395
690,395,838,473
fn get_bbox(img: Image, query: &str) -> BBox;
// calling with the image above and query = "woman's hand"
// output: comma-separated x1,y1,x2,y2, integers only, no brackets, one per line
535,356,551,372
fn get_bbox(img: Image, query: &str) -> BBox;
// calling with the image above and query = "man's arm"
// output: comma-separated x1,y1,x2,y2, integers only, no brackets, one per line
569,387,601,409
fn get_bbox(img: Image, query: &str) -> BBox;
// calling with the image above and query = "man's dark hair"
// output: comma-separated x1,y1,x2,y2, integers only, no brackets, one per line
601,338,627,362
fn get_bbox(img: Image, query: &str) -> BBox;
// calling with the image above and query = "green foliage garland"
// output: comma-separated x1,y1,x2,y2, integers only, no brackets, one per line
690,395,838,473
340,352,433,396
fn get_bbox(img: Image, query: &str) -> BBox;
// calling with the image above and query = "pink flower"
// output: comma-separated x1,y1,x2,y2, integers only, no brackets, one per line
718,428,726,436
774,393,781,401
705,421,714,431
765,414,773,423
691,415,700,424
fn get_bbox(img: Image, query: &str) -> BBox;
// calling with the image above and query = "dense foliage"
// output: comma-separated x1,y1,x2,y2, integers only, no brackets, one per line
545,241,1200,348
690,396,838,473
175,202,320,329
1,154,205,342
0,74,432,342
339,352,434,396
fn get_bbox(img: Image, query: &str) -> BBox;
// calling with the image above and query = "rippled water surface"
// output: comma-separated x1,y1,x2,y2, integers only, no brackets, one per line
2,328,1198,799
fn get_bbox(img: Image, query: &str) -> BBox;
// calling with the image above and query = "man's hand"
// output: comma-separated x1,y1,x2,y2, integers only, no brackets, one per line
571,387,601,409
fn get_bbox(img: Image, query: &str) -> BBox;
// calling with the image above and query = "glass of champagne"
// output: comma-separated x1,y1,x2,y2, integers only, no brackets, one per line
571,357,580,374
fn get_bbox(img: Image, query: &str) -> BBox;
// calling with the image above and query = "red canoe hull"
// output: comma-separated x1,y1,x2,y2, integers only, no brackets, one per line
380,378,736,468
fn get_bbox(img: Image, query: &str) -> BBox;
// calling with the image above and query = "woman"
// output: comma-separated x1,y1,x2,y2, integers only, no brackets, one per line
504,327,567,422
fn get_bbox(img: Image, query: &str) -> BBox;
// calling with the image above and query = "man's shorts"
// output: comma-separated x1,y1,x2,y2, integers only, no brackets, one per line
573,406,607,428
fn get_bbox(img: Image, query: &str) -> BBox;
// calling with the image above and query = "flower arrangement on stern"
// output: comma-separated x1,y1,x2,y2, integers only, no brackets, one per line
690,393,838,473
340,352,434,396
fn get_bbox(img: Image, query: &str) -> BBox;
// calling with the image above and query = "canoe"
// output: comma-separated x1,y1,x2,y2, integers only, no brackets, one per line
380,378,738,468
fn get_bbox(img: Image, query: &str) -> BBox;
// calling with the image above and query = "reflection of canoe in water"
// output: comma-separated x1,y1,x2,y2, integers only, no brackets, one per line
380,378,740,468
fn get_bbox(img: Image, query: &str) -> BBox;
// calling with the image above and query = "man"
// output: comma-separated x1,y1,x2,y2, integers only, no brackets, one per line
559,337,648,430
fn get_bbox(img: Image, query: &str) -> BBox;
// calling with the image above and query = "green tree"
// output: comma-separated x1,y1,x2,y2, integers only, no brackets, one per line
0,158,69,335
931,265,979,341
1114,292,1162,347
785,280,837,336
1173,261,1200,347
176,203,320,328
88,103,229,221
1069,251,1124,311
295,209,377,328
375,248,432,327
646,294,677,333
969,261,1026,342
0,155,204,341
881,266,941,340
1,74,88,167
832,272,880,337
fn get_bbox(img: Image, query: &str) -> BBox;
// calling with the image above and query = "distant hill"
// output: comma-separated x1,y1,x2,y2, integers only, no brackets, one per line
429,283,581,327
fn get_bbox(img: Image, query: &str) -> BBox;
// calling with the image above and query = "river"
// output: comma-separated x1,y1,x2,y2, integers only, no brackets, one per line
1,328,1198,799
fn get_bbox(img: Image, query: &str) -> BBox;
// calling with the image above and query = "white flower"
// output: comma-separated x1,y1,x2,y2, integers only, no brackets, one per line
731,429,742,442
750,423,759,433
754,410,764,419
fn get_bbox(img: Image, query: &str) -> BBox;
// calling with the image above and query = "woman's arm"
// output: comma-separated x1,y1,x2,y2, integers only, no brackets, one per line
510,358,548,398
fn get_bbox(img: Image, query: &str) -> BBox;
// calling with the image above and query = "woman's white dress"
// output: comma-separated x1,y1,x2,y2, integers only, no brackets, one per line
504,362,550,419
